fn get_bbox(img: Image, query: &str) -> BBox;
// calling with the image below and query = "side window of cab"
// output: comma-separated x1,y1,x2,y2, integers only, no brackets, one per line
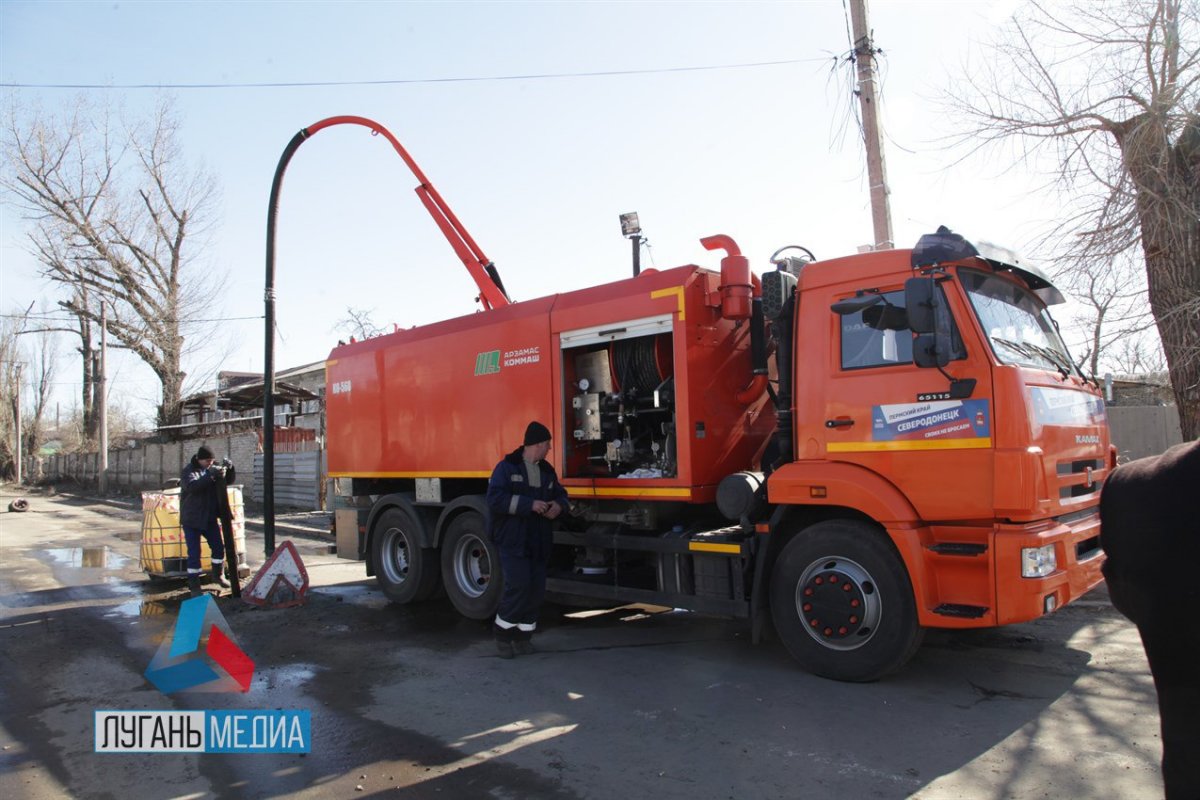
839,289,966,370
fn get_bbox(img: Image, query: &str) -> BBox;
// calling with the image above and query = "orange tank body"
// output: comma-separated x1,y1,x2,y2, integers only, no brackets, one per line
326,265,776,499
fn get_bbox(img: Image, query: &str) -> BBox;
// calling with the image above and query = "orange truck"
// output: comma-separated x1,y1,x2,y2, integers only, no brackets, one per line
323,137,1110,681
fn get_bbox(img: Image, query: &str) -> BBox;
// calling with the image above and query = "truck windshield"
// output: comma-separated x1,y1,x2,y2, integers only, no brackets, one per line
960,269,1079,378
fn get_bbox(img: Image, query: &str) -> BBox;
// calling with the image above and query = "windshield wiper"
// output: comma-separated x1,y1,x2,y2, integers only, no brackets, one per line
1023,342,1073,379
991,337,1068,378
991,336,1039,360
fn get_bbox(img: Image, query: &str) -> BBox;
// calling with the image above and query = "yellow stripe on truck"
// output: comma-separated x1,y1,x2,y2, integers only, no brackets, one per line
327,471,493,479
688,542,743,554
826,438,993,453
570,486,693,499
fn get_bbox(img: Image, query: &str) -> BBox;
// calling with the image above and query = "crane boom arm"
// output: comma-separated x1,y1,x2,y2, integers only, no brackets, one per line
305,115,511,310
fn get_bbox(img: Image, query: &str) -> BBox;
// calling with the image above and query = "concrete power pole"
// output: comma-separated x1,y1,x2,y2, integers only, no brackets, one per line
98,304,109,493
13,362,22,485
849,0,894,250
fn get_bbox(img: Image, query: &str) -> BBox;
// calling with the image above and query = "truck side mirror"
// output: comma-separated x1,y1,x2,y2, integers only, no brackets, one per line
905,277,937,333
913,333,951,368
906,277,954,369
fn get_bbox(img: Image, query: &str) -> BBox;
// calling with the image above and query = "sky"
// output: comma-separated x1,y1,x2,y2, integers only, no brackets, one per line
1,0,1062,427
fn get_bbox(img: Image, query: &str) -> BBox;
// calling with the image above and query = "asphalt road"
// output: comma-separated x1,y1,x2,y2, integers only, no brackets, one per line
0,486,1165,799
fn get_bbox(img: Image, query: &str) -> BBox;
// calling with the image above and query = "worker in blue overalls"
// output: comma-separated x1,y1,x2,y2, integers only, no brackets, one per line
179,445,232,597
486,421,569,658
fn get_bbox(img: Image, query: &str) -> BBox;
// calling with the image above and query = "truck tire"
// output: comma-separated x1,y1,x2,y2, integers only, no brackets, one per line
770,520,924,682
440,510,502,620
371,508,439,604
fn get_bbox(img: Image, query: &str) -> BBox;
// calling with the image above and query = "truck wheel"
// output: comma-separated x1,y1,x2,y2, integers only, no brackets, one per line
770,520,924,682
371,508,438,604
440,511,502,620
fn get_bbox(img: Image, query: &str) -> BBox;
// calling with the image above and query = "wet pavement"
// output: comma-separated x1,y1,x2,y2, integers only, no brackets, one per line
0,485,1167,799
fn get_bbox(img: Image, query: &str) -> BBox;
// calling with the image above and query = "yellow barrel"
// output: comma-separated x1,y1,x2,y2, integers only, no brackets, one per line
140,486,247,578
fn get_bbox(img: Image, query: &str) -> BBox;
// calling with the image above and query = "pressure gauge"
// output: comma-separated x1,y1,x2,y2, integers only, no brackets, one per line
578,378,590,391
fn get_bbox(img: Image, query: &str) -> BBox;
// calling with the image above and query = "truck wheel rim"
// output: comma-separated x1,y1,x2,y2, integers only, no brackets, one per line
379,527,410,585
794,555,882,651
452,531,490,599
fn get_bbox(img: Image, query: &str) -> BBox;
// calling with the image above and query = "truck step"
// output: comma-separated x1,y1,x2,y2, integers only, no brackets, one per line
933,603,990,618
686,525,751,556
927,542,987,556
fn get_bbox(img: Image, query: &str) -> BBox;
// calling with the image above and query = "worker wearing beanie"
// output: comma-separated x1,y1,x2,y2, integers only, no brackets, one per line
486,421,569,658
179,445,232,597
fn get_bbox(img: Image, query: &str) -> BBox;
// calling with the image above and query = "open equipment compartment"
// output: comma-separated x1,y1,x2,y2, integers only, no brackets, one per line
559,313,678,480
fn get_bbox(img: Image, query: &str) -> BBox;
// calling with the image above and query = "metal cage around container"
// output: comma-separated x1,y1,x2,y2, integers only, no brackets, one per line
139,486,251,579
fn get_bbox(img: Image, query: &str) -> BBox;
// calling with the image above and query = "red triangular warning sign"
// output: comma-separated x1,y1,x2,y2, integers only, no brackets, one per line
242,540,310,609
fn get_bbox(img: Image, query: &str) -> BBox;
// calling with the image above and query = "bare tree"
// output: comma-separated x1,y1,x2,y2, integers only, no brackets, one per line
946,0,1200,438
0,306,59,480
20,314,58,481
0,316,20,479
1110,332,1170,375
1054,253,1162,376
2,96,222,432
334,307,387,340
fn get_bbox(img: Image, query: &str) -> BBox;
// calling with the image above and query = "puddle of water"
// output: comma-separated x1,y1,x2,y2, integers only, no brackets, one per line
42,546,131,570
34,545,144,591
103,598,175,619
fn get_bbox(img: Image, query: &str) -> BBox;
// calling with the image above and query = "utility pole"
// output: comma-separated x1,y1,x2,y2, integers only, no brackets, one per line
98,303,109,493
849,0,894,250
13,362,22,485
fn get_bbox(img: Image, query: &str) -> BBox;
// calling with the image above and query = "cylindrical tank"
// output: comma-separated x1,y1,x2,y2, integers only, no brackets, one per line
716,471,764,520
139,486,248,578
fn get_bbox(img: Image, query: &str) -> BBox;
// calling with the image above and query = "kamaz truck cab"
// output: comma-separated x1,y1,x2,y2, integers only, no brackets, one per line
759,226,1109,679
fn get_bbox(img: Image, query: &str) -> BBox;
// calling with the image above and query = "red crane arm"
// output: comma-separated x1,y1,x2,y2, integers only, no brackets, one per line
304,115,511,310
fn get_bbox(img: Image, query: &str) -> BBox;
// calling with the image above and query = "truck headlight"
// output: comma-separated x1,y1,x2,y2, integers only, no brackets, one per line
1021,544,1057,578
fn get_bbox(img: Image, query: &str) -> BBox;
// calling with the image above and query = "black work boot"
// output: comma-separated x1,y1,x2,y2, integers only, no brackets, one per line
209,561,231,589
187,574,203,597
513,629,535,656
493,623,515,659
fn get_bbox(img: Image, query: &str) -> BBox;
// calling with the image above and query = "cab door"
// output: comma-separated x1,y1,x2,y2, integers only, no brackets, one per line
821,282,994,521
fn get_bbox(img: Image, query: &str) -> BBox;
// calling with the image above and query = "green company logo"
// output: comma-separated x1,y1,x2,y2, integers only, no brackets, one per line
474,350,501,376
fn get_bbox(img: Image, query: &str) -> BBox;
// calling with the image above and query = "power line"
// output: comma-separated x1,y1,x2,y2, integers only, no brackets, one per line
0,313,264,322
1,58,830,91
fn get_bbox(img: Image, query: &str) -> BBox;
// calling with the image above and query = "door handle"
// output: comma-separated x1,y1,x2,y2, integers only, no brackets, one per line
825,418,855,429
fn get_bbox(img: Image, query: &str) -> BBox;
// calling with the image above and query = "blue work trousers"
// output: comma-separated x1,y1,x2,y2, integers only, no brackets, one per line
497,549,548,629
183,522,225,573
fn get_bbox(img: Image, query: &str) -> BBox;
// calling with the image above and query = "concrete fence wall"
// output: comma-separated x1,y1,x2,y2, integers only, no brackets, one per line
1107,405,1184,463
44,432,262,498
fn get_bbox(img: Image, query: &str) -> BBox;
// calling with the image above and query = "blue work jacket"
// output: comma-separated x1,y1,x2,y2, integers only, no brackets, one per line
486,448,570,559
180,458,221,529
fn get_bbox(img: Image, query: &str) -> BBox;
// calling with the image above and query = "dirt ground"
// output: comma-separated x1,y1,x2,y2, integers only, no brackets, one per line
0,485,1166,799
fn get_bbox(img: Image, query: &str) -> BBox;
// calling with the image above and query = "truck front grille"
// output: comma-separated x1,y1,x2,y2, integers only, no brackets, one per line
1056,458,1103,500
1075,535,1103,561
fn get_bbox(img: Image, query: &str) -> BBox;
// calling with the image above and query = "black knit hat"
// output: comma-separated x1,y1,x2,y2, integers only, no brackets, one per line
523,421,551,446
196,445,215,460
